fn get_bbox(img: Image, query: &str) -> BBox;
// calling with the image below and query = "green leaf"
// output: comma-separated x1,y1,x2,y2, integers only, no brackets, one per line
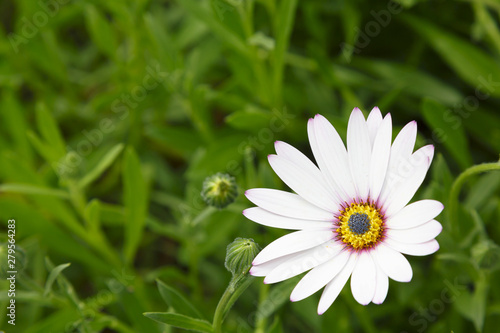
78,143,125,188
465,171,500,210
455,274,488,332
121,289,161,333
0,183,69,199
27,131,61,164
225,108,273,132
156,280,204,319
24,308,80,333
123,147,149,264
421,98,472,169
0,198,110,273
179,0,247,57
267,317,284,333
403,14,500,95
146,126,202,159
84,199,101,232
352,58,462,106
272,0,298,104
84,4,119,59
143,312,213,332
256,278,298,321
0,91,33,163
44,262,71,297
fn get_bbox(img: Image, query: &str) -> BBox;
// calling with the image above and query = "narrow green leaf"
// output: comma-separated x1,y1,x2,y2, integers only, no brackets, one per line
44,262,71,296
84,4,118,59
225,108,273,132
27,130,60,164
178,0,247,57
156,280,204,319
455,274,488,332
404,14,500,95
272,0,298,104
267,317,284,333
35,102,66,157
143,312,213,332
78,143,124,188
84,199,101,232
121,289,161,333
465,171,500,210
0,91,33,164
421,98,472,169
145,126,202,159
24,308,80,333
0,183,69,199
123,147,149,264
0,198,110,273
352,59,462,106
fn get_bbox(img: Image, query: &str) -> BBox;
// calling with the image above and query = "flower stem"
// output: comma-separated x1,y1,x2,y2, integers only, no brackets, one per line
213,275,254,333
448,159,500,237
254,283,269,333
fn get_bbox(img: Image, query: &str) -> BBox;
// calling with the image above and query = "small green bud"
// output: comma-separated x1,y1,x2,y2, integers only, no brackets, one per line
201,173,238,209
225,238,260,277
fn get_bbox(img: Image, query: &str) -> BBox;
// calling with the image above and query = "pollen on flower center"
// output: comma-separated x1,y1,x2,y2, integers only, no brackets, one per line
336,202,385,250
348,213,371,234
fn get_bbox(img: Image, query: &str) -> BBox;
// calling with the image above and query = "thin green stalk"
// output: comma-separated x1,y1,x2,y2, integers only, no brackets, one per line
448,159,500,237
188,243,202,303
254,283,269,333
213,275,254,333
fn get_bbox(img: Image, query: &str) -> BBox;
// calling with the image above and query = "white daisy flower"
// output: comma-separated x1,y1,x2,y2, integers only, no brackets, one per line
243,107,443,314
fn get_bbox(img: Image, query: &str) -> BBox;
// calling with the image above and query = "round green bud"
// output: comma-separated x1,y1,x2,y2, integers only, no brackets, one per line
225,238,260,277
201,173,238,209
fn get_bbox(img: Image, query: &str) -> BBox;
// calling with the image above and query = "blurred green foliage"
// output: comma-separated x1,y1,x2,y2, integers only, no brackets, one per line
0,0,500,332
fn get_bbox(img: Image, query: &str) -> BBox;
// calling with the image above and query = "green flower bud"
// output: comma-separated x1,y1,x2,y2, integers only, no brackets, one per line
225,238,260,277
201,173,238,209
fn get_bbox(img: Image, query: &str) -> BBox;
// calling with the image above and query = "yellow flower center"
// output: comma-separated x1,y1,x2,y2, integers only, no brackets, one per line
336,202,385,250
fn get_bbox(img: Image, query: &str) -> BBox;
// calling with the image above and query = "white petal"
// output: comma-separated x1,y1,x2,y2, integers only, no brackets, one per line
317,253,357,315
366,107,383,146
386,200,444,229
249,255,295,277
268,154,339,212
265,241,342,284
372,262,389,304
243,207,333,230
245,188,334,221
253,229,333,265
381,145,434,217
373,243,412,282
308,115,356,202
385,238,440,256
290,250,350,302
350,251,376,305
347,108,371,201
387,220,442,244
368,114,392,202
378,121,417,204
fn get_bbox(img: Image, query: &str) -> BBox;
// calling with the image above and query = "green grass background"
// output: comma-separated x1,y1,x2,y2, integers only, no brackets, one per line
1,0,500,332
